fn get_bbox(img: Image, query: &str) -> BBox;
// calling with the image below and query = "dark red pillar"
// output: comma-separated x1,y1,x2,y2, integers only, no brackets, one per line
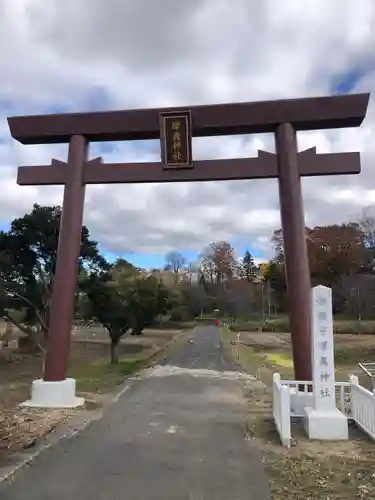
43,135,88,381
275,123,312,382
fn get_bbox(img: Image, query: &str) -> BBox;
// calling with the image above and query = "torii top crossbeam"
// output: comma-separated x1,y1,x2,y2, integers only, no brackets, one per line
8,93,369,144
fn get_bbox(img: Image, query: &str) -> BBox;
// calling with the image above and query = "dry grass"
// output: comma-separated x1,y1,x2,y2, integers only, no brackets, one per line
228,317,375,335
221,327,375,499
0,408,72,459
225,330,375,388
245,381,375,499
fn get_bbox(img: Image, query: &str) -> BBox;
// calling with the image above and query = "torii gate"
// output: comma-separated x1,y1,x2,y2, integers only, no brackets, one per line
7,93,369,407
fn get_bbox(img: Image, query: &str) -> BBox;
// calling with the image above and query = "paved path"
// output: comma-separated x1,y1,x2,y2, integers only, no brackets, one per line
1,326,270,499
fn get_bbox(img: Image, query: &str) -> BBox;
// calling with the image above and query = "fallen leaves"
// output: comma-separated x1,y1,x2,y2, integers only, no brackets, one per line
245,383,375,499
0,407,70,453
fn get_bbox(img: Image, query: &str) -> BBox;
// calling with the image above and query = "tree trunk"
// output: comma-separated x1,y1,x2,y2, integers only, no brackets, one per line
2,318,12,347
110,338,120,364
18,334,40,354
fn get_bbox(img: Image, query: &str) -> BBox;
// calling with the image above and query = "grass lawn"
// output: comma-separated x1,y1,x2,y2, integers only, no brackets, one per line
0,327,184,459
221,326,375,499
228,316,375,336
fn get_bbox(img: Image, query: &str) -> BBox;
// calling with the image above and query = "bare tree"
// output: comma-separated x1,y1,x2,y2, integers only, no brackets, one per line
336,274,375,320
199,242,236,285
185,260,198,284
359,205,375,248
164,251,186,281
199,253,215,285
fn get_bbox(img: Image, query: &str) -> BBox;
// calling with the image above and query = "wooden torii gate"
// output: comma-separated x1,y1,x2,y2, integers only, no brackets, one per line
7,93,369,401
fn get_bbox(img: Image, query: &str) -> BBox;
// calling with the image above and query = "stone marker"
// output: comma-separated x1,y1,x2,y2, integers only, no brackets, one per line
304,285,348,440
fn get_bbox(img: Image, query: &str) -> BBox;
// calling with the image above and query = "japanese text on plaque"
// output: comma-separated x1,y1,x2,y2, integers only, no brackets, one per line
315,293,332,398
160,111,192,168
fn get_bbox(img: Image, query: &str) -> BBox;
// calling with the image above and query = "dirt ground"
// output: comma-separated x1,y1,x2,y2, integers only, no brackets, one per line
245,379,375,500
221,328,375,499
236,331,375,387
0,327,183,460
240,330,375,351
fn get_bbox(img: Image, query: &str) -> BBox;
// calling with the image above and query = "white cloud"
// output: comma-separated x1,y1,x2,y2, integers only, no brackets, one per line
0,0,375,260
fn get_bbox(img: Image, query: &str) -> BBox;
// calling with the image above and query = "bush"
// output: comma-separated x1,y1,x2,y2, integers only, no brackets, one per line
169,309,184,322
262,318,289,332
168,307,196,323
195,317,217,325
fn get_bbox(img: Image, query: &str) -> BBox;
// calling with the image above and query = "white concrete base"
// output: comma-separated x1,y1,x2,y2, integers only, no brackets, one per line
290,389,313,416
303,406,349,440
20,378,85,409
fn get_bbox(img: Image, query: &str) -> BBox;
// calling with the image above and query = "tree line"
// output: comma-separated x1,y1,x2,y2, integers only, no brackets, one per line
0,205,171,363
156,205,375,322
1,203,374,364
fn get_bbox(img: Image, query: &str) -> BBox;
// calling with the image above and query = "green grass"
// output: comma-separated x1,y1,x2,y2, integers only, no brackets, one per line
334,344,375,365
220,325,375,385
67,328,186,394
266,352,294,369
227,317,375,334
220,326,277,382
68,357,142,394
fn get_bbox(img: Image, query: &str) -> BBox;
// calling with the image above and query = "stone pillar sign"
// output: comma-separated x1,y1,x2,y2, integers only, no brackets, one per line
311,285,336,411
304,285,348,440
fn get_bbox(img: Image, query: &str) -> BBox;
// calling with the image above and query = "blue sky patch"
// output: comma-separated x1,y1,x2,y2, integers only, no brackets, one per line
330,68,366,94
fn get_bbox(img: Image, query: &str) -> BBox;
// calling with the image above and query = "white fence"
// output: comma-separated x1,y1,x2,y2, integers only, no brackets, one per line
272,374,375,447
272,374,291,447
280,379,351,417
350,375,375,440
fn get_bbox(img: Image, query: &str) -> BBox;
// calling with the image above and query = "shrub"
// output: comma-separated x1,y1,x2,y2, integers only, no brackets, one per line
169,309,183,322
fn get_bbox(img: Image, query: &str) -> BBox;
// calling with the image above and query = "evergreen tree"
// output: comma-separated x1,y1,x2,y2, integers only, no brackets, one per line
242,249,257,281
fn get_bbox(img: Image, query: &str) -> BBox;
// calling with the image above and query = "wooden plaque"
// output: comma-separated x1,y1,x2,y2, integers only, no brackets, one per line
159,110,193,168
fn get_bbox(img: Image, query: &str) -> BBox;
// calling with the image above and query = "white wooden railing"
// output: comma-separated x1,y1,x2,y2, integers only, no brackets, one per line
273,374,375,446
272,374,291,447
280,379,351,416
350,375,375,440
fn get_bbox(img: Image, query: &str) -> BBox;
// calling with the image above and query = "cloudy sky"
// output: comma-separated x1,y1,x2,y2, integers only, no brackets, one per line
1,0,375,269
